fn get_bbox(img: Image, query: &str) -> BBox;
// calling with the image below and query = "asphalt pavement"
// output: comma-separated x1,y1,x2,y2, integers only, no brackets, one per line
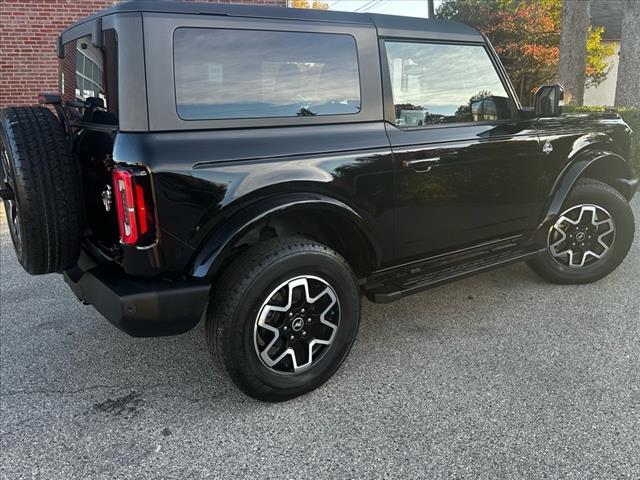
1,198,639,479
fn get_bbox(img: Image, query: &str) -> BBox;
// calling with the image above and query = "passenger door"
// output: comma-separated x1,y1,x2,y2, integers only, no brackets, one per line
382,40,543,261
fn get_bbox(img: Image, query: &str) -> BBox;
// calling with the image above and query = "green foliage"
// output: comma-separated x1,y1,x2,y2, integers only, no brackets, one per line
586,27,615,88
565,106,640,174
436,0,615,104
290,0,329,9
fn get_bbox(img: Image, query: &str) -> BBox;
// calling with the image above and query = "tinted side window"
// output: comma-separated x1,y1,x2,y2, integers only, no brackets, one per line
60,31,118,114
384,42,516,128
174,28,361,120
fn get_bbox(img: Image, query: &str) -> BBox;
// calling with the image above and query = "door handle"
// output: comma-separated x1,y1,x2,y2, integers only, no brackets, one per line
402,157,440,173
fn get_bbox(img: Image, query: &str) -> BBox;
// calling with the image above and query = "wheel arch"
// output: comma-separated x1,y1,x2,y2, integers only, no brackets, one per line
536,149,637,244
190,194,381,280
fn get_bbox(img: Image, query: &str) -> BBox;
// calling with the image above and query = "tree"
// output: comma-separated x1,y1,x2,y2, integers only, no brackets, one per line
436,0,614,104
290,0,329,9
615,0,640,107
557,0,589,105
585,27,613,88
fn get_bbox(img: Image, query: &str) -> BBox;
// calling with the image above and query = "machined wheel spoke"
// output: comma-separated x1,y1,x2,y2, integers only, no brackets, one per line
254,275,340,373
548,204,616,268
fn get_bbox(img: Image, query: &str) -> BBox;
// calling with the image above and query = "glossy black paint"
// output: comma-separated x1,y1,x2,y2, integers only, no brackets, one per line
67,2,635,300
387,121,543,260
112,122,395,276
532,113,634,243
112,113,634,281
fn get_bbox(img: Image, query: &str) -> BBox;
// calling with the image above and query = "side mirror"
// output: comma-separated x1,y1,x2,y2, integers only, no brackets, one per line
534,84,564,117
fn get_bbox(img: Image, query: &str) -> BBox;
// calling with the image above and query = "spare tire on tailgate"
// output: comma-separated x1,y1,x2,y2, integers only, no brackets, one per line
0,106,84,274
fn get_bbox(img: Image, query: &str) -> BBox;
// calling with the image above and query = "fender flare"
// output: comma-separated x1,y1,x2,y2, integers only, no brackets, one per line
536,150,637,244
190,193,381,279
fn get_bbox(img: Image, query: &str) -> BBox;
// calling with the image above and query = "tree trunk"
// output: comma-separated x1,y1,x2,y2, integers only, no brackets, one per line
615,0,640,108
427,0,435,18
557,0,590,106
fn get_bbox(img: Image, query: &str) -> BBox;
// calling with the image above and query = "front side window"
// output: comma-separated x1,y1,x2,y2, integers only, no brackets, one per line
385,42,516,128
174,28,361,120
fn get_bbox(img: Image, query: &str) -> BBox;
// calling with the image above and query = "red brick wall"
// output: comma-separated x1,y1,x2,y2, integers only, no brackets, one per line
0,0,287,108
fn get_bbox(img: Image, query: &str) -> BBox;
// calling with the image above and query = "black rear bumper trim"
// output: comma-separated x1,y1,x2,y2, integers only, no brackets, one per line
64,252,210,337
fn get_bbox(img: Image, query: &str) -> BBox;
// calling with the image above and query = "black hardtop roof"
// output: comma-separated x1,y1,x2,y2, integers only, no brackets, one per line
64,0,484,42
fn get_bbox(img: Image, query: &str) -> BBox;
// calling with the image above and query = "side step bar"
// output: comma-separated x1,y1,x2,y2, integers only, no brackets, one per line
364,248,543,303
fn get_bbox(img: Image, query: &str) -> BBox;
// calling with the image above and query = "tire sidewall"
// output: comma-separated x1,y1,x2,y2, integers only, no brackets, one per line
0,120,27,263
225,249,360,399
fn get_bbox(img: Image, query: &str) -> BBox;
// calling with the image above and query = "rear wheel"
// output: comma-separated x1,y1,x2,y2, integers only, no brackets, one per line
206,236,360,402
527,178,635,284
0,106,84,274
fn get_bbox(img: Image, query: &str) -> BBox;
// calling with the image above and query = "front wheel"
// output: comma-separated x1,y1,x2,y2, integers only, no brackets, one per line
206,237,360,402
527,178,635,284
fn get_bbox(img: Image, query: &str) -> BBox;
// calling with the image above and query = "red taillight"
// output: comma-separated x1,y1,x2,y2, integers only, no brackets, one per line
134,183,148,235
112,167,155,246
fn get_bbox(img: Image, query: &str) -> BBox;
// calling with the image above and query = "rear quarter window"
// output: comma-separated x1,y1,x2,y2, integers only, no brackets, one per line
173,28,361,120
59,31,118,114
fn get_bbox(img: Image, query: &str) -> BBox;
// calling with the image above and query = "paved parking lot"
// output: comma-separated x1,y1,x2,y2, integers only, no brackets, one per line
1,198,639,480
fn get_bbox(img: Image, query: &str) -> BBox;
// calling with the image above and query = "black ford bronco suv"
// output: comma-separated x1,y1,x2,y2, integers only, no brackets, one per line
1,1,637,401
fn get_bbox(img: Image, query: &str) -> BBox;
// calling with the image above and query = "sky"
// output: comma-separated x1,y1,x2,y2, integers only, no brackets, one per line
326,0,443,18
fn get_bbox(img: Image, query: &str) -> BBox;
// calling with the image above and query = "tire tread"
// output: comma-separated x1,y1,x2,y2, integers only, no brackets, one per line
0,106,83,274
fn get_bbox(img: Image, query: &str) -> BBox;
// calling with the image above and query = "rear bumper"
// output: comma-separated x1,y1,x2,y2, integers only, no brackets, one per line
63,250,210,337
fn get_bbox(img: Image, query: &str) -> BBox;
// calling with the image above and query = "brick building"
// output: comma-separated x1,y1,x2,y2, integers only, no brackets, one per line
0,0,287,108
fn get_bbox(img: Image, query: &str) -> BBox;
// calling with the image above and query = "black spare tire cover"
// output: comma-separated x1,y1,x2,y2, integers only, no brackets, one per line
0,106,84,274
